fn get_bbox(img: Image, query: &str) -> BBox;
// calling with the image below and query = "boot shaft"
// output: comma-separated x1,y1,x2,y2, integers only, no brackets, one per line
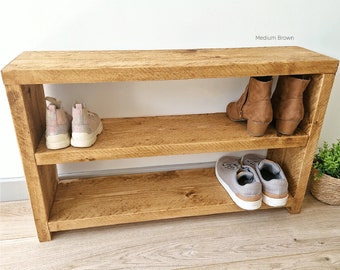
227,76,273,136
233,76,272,113
272,75,311,135
242,76,273,120
246,76,273,101
273,75,310,100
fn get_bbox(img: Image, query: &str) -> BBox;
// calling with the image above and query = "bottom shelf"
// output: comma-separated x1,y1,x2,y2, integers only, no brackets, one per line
48,168,293,232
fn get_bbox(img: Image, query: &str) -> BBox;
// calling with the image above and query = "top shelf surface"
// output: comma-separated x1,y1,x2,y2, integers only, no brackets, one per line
2,46,338,85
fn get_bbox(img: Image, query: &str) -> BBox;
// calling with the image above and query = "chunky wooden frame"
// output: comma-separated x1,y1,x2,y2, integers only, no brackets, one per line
2,47,338,241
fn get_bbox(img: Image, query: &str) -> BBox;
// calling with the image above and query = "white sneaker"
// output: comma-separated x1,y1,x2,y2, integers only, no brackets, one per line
215,156,262,210
45,97,71,149
242,154,289,207
71,103,103,148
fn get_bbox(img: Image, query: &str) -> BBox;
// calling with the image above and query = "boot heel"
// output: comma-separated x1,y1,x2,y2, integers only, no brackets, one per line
276,120,299,135
247,121,269,137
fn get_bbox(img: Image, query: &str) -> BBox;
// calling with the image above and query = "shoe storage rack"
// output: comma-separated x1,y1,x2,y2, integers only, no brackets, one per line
2,47,338,241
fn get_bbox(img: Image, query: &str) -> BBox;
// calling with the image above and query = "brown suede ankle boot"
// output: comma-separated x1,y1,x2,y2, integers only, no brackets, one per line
272,75,311,135
226,76,273,137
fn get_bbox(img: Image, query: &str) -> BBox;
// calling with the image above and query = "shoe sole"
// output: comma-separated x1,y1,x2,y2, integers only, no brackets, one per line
71,121,103,148
247,120,270,137
215,165,262,211
46,133,70,150
276,119,300,135
263,194,288,207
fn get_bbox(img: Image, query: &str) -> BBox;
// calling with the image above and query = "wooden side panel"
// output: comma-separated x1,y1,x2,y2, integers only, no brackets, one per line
300,74,336,135
268,73,336,213
5,84,57,241
21,84,46,146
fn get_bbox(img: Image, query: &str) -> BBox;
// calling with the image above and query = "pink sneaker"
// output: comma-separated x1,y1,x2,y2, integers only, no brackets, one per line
71,103,103,147
45,97,72,149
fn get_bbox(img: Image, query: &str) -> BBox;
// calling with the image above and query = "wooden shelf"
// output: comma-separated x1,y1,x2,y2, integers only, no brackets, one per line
3,46,338,241
35,113,308,165
2,47,338,84
48,168,293,232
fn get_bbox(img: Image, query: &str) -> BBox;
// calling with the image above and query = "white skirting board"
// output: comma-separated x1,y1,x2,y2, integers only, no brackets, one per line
0,177,29,201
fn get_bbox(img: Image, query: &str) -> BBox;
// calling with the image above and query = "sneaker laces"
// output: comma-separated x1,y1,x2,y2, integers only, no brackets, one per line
222,162,240,170
87,111,97,117
243,158,257,167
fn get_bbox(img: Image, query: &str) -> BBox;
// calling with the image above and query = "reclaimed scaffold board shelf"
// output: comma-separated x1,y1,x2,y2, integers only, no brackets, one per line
2,46,338,241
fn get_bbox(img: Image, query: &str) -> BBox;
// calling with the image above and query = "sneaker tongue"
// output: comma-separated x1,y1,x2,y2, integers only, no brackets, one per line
237,170,254,186
237,170,253,178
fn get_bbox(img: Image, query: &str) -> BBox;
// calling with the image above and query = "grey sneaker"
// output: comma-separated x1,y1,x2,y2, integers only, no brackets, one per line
45,97,71,149
215,156,262,210
242,154,288,207
71,103,103,147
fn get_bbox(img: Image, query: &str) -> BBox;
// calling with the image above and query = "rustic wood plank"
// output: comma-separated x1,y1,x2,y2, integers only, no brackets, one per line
267,73,336,213
48,168,293,232
301,74,336,135
0,201,36,240
182,250,340,269
269,73,336,213
20,84,46,147
2,47,338,84
4,84,57,241
35,113,308,165
291,73,337,212
1,194,339,269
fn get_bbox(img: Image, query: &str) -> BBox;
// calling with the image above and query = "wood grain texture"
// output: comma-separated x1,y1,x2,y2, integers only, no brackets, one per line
183,250,340,270
35,113,308,165
0,201,36,240
267,73,337,213
48,168,293,232
1,195,339,269
2,47,338,241
287,73,338,213
2,47,338,84
5,84,56,241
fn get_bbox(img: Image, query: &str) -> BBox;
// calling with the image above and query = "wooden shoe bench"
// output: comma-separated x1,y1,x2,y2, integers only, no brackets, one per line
2,46,338,241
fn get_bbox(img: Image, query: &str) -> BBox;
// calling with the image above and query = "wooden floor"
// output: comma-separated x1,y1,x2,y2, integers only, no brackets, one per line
0,192,339,270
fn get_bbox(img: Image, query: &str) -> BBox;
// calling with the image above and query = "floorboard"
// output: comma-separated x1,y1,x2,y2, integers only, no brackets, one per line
0,193,339,270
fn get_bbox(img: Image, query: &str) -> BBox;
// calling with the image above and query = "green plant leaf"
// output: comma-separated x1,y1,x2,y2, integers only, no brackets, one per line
313,139,340,179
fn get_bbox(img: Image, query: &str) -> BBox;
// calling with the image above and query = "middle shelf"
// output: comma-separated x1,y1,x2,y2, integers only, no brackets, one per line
35,113,308,165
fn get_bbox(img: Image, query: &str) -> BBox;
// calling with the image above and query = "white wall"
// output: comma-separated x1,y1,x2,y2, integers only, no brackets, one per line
1,0,339,199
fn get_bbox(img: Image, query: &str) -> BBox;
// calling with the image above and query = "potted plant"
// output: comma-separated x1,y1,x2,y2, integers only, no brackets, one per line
310,140,340,205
